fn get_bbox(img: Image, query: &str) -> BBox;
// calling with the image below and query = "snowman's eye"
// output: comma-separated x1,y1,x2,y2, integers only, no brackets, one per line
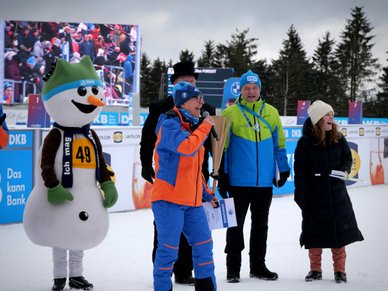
79,211,89,221
77,87,87,96
91,86,99,95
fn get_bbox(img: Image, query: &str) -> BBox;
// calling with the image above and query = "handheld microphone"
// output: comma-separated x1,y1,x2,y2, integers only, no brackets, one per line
202,111,219,140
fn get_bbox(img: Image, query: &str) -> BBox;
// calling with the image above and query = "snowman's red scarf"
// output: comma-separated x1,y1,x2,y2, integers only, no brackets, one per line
53,122,101,188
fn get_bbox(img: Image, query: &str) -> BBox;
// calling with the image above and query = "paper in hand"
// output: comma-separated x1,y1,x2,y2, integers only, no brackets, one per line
329,170,364,182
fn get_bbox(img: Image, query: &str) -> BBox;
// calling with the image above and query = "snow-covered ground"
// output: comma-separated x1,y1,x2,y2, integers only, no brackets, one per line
1,184,387,291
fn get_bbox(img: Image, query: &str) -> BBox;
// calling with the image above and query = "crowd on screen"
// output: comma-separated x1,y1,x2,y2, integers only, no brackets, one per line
2,21,137,103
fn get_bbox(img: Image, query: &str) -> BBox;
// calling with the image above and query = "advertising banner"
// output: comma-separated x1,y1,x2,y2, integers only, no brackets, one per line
0,130,34,224
27,94,50,128
273,124,388,195
296,100,310,125
221,77,241,110
348,101,363,124
92,127,147,212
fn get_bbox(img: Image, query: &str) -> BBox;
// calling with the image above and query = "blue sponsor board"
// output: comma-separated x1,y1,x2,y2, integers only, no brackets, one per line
119,112,147,126
335,117,388,125
92,112,119,126
273,127,300,195
0,130,34,224
273,138,298,196
91,111,147,126
221,77,241,110
120,112,130,126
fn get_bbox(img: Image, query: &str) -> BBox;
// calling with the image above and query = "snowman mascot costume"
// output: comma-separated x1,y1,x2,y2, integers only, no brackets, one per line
24,56,118,291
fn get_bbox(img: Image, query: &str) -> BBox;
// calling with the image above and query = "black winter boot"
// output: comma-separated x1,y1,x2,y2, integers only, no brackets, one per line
175,274,195,285
250,265,278,280
226,272,240,283
305,271,322,282
226,252,241,283
195,277,215,290
52,278,66,291
334,272,347,283
69,276,93,290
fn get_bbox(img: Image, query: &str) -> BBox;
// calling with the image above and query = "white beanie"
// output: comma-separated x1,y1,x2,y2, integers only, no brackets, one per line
307,100,334,125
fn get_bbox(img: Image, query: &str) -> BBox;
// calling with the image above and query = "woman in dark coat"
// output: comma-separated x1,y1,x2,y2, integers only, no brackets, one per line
294,100,364,284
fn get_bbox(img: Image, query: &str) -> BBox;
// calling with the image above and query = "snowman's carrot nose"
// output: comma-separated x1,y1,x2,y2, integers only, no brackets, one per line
87,95,104,107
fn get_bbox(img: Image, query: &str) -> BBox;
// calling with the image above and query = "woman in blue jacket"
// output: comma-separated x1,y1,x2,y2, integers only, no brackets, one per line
152,81,219,291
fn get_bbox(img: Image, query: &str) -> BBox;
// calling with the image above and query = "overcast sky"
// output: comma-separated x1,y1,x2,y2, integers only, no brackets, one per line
1,0,387,67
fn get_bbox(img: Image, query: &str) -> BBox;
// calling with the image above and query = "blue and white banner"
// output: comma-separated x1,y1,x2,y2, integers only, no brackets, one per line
0,130,34,224
221,77,241,110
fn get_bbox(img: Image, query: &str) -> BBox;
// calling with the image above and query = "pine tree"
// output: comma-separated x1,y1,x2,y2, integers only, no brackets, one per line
197,40,217,67
311,32,345,107
139,53,153,107
178,49,195,63
272,25,313,115
364,52,388,117
213,43,228,69
139,57,167,106
214,28,258,75
251,59,273,101
376,53,388,116
151,58,168,100
335,6,380,103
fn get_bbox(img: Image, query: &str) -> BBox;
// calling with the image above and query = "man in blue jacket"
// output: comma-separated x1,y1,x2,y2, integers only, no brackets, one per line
219,70,290,283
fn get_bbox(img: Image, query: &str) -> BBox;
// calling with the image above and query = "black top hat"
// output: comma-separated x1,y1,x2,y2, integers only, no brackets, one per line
170,61,199,84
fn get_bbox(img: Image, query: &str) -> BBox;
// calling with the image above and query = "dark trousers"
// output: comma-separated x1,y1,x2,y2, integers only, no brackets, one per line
152,221,193,278
225,186,273,274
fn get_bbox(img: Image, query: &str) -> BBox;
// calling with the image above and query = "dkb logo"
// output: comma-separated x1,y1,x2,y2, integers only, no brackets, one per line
247,76,257,83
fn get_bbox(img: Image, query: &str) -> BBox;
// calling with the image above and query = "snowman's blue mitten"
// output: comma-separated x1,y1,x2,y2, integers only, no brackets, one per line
101,180,118,208
47,184,74,204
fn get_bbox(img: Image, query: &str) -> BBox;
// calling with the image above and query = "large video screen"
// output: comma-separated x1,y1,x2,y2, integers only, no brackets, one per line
1,20,140,106
166,67,234,108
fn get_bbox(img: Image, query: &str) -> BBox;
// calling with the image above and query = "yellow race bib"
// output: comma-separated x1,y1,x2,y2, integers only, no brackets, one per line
72,137,96,169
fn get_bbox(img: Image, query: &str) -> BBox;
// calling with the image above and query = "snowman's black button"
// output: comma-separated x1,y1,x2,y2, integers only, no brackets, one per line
79,211,89,221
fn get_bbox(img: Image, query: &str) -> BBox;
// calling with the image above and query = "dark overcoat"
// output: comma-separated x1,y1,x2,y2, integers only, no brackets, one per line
294,118,364,249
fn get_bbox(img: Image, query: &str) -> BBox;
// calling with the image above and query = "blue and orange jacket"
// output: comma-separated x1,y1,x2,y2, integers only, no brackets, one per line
152,107,215,206
222,97,290,187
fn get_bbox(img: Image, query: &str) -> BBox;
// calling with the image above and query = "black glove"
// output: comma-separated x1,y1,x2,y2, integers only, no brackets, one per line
273,170,290,188
141,166,155,184
0,113,6,126
217,174,230,198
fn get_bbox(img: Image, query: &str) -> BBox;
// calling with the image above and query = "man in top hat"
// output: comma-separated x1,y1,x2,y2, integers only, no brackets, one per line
140,61,215,285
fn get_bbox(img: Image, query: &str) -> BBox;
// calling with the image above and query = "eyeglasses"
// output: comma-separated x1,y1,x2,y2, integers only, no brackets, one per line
193,95,204,102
